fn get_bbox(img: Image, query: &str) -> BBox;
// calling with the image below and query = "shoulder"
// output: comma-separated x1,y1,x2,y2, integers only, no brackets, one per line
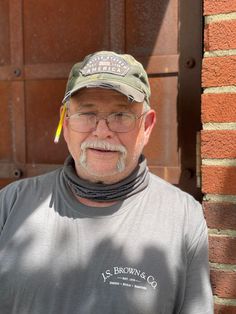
148,172,203,217
0,169,62,231
0,168,62,203
147,173,206,242
148,172,200,205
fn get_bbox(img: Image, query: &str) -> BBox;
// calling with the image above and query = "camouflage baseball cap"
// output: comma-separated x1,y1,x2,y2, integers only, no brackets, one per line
62,51,151,106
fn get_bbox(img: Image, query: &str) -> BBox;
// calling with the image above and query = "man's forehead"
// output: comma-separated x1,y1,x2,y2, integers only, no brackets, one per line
69,87,142,109
69,102,140,114
69,88,143,113
71,87,130,100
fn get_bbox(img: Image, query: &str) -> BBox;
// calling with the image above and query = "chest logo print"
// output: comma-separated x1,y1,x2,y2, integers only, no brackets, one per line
101,266,157,290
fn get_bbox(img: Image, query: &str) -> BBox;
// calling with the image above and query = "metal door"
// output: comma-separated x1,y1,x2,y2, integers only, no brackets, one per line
0,0,202,199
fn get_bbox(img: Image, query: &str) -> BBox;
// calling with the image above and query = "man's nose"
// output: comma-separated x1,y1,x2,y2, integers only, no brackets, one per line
92,118,114,138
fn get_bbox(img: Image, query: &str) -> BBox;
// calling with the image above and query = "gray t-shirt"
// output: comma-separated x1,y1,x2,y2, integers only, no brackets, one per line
0,169,213,314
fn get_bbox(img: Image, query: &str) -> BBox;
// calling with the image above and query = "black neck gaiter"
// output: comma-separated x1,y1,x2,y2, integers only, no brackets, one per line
62,155,149,202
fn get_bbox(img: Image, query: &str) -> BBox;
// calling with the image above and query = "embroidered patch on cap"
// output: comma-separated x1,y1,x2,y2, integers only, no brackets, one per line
81,54,130,77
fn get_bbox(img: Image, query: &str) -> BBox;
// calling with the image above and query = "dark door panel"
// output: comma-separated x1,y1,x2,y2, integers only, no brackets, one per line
0,0,202,199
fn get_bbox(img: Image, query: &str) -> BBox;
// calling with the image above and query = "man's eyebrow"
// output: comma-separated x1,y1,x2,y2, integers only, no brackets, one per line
76,103,96,110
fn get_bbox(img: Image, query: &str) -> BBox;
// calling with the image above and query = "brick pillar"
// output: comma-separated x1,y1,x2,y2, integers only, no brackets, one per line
202,1,236,313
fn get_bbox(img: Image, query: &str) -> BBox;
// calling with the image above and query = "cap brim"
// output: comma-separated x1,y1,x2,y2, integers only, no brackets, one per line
62,80,145,104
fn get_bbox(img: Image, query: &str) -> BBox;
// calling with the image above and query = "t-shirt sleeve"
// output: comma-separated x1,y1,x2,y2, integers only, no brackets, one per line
0,183,18,235
180,196,214,314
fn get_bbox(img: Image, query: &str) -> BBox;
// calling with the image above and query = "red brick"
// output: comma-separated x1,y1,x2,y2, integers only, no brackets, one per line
202,94,236,123
215,303,236,314
201,130,236,158
202,56,236,87
205,21,236,51
211,269,236,298
209,236,236,264
204,0,236,15
202,166,236,194
203,202,236,229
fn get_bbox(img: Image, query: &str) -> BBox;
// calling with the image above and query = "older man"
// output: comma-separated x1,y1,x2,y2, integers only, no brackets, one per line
0,51,213,313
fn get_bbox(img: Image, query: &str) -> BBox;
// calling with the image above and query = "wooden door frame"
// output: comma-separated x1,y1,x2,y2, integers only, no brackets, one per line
178,0,203,198
0,0,203,199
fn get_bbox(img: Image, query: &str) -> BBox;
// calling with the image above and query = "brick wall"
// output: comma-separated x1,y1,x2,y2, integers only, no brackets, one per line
202,1,236,313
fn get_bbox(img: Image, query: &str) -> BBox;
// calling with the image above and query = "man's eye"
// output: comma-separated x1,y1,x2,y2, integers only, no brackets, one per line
114,112,130,118
113,112,133,121
70,112,96,120
80,112,96,117
76,112,96,120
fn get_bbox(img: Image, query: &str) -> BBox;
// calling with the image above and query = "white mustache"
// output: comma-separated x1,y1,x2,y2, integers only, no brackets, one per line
80,140,127,173
81,140,127,155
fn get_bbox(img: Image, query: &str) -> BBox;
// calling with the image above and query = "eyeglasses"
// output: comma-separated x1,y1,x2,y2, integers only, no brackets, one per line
66,111,148,133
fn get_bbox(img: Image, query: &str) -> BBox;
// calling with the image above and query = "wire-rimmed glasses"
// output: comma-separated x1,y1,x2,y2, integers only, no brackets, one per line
66,111,148,133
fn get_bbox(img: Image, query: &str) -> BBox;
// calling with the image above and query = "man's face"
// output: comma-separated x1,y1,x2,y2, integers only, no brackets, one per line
63,88,155,184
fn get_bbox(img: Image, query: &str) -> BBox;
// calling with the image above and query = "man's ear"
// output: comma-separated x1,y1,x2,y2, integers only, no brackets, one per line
143,109,156,145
